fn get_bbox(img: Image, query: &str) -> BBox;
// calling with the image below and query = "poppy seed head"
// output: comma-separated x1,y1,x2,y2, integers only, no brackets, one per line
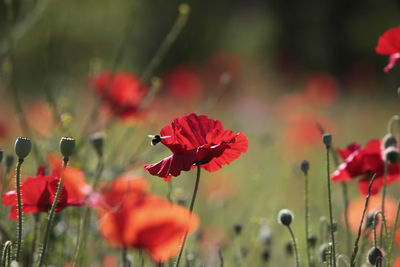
5,155,14,168
233,224,242,235
300,160,310,175
15,137,32,159
90,132,105,157
384,146,400,163
278,209,294,226
60,137,76,159
322,133,332,148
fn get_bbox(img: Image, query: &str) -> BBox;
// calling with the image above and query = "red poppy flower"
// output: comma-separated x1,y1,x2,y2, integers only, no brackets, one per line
376,26,400,72
97,176,199,262
162,66,204,100
2,160,89,220
144,113,248,181
91,71,148,119
331,139,400,195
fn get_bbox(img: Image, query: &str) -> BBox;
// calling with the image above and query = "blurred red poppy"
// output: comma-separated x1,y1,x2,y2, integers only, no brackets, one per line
162,66,204,100
395,257,400,267
2,160,89,220
376,26,400,72
202,52,241,87
144,113,248,181
91,71,148,119
303,73,340,107
97,176,199,263
331,140,400,195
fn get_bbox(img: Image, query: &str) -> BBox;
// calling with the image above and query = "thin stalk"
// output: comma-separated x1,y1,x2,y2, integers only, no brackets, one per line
1,240,12,267
174,166,201,267
218,246,224,267
287,225,300,267
373,211,389,252
122,247,128,267
304,171,311,267
386,200,400,267
325,145,336,266
167,179,173,203
341,181,351,257
380,160,388,247
15,158,24,262
37,158,68,267
29,214,40,266
350,174,376,267
141,4,190,82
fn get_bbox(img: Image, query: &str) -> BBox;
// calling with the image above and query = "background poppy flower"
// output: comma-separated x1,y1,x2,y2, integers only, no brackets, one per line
144,113,248,181
331,139,400,195
162,66,204,101
91,71,148,119
2,162,88,220
97,177,199,263
376,26,400,72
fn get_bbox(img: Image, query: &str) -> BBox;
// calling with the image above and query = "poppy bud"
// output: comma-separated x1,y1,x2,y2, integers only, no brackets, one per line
383,133,397,148
278,209,294,226
367,247,383,265
322,133,332,148
90,132,105,157
320,243,331,263
307,235,317,248
285,242,293,256
0,149,3,163
15,137,32,159
328,221,338,233
365,212,375,229
60,137,76,159
384,146,400,163
261,249,270,262
5,155,14,169
233,224,242,235
300,160,310,175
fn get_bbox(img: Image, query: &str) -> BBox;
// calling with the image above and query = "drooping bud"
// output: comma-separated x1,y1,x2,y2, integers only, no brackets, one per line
278,209,294,226
367,247,383,265
384,146,400,163
90,132,105,157
60,137,76,159
383,133,397,148
320,243,331,263
322,133,332,148
14,137,32,159
300,160,310,175
5,155,14,169
233,224,242,235
365,212,375,229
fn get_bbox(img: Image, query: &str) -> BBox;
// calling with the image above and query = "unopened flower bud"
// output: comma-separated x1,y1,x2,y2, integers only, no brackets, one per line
365,212,375,229
261,249,270,262
285,242,293,255
5,155,14,169
60,137,76,158
233,224,242,235
320,243,331,263
300,160,310,175
307,235,317,248
328,221,338,233
383,134,397,148
15,137,32,159
384,146,400,163
367,247,383,265
90,132,105,157
278,209,294,226
322,133,332,148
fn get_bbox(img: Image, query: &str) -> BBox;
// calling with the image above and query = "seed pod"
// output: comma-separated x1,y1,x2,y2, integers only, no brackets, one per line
60,137,76,158
90,132,105,157
14,137,32,159
285,242,293,256
307,235,317,248
300,160,310,175
233,224,242,235
383,133,397,148
5,155,14,168
322,133,332,148
384,146,400,163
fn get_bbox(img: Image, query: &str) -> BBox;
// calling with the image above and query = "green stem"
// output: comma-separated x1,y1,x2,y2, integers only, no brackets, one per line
1,240,12,267
122,247,128,267
174,166,201,267
287,225,300,267
304,171,311,267
325,146,336,266
386,200,400,267
37,158,68,267
350,174,376,267
141,3,190,82
15,158,23,262
380,160,388,247
341,181,351,258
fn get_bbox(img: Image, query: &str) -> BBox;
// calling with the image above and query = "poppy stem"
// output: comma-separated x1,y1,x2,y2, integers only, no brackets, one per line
287,225,300,267
122,247,128,267
341,181,351,257
2,240,12,267
386,200,400,267
218,246,224,267
324,144,336,266
372,211,389,251
37,158,68,267
15,158,24,262
175,166,201,267
350,174,376,267
379,160,388,247
303,170,311,267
